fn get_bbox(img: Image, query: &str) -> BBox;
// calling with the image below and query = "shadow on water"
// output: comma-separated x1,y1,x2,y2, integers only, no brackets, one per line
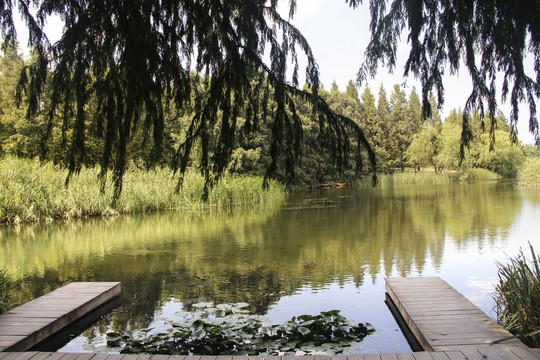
1,179,538,353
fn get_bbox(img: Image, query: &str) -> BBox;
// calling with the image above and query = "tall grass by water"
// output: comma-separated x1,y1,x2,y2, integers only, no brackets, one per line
519,157,540,188
0,269,10,313
0,157,284,224
494,244,540,347
357,171,454,188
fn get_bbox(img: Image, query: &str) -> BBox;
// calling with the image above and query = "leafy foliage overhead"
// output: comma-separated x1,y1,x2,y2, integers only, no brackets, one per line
0,0,375,202
347,0,540,150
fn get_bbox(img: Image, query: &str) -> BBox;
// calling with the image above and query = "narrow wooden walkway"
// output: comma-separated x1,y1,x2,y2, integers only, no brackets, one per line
385,277,532,355
0,282,121,352
0,350,540,360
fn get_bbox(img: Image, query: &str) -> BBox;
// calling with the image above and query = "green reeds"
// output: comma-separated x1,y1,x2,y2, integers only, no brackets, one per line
459,168,500,180
0,157,285,224
519,157,540,187
357,171,453,188
0,269,10,313
494,243,540,347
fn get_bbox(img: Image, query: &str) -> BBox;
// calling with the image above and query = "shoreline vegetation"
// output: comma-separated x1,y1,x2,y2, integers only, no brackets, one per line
0,157,285,225
2,155,540,225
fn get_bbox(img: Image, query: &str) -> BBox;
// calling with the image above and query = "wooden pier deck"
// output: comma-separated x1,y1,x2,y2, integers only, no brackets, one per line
385,276,535,356
0,350,539,360
0,282,121,352
2,277,539,359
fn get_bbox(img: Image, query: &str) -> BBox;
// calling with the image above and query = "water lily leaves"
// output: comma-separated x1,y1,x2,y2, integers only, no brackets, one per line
192,328,206,339
82,343,95,352
192,301,214,308
191,319,205,330
96,304,375,355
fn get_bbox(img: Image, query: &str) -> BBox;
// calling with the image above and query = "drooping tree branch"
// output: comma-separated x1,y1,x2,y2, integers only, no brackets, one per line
347,0,540,149
3,0,377,203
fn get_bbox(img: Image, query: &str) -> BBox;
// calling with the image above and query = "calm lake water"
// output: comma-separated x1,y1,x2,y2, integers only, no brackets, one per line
1,180,540,354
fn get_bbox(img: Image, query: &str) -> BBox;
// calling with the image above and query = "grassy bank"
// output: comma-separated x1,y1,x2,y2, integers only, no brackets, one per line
519,157,540,188
0,157,285,224
357,168,505,188
357,171,454,188
0,269,9,313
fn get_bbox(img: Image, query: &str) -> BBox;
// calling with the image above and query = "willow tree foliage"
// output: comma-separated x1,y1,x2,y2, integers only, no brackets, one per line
0,0,375,202
347,0,540,152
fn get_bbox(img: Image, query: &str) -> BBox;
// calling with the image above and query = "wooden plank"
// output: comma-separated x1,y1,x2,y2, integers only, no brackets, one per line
344,355,364,360
380,354,398,360
385,277,529,354
425,353,449,360
509,346,540,360
393,355,414,360
0,282,121,352
411,352,433,360
440,352,466,360
363,355,381,360
1,353,40,360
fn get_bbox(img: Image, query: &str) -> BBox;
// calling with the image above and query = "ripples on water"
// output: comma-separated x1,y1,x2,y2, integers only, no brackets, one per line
1,180,539,353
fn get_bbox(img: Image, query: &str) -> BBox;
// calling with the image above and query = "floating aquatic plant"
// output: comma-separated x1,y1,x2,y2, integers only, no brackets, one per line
90,302,375,355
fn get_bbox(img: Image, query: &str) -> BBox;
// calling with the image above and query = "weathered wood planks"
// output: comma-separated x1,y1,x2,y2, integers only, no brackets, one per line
385,277,526,353
0,282,121,352
0,353,539,360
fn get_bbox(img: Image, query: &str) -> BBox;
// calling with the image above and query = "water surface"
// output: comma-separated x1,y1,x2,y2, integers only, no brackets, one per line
1,180,539,354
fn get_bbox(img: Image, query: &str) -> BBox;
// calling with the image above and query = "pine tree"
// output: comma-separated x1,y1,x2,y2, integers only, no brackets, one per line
0,0,375,202
347,0,540,148
389,84,410,170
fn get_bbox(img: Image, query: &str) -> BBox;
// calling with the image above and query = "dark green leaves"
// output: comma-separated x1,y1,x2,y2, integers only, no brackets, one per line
353,0,540,149
89,302,375,355
1,0,376,203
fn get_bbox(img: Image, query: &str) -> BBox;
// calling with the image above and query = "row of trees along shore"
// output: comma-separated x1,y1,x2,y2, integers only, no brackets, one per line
1,46,536,188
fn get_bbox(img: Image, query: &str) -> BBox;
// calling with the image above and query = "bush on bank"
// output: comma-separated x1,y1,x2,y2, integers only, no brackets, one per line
519,157,540,188
0,157,284,224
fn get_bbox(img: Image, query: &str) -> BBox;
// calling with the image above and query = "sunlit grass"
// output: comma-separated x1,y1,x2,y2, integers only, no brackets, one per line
0,157,284,224
519,157,540,187
494,244,540,347
459,168,500,180
0,269,10,313
357,171,453,188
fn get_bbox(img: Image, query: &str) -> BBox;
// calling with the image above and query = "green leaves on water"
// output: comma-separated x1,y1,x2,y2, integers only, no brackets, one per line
97,302,375,355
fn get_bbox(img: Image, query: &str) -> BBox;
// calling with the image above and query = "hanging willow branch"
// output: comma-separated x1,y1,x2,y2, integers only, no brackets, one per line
4,0,376,203
347,0,540,152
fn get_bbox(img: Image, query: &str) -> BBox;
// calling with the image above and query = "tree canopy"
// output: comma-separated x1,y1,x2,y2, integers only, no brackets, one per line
0,0,375,202
347,0,540,151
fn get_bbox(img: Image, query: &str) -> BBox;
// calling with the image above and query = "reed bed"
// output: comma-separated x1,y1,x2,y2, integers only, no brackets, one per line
357,171,453,188
0,157,284,224
0,269,10,313
519,157,540,187
458,167,500,180
494,243,540,347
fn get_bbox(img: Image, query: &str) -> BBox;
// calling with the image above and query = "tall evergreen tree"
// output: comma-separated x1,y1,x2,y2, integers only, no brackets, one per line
347,0,540,148
389,84,411,170
0,0,375,202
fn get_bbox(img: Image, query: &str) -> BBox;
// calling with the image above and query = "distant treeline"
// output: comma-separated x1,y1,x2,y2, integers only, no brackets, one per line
0,46,535,187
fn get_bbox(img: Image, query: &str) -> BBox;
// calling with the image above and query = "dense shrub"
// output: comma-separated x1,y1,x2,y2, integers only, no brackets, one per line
519,157,540,187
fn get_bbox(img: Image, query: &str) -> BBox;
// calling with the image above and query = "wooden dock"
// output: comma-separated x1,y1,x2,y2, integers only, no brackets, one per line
0,282,121,352
2,277,539,359
385,276,539,358
0,350,539,360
